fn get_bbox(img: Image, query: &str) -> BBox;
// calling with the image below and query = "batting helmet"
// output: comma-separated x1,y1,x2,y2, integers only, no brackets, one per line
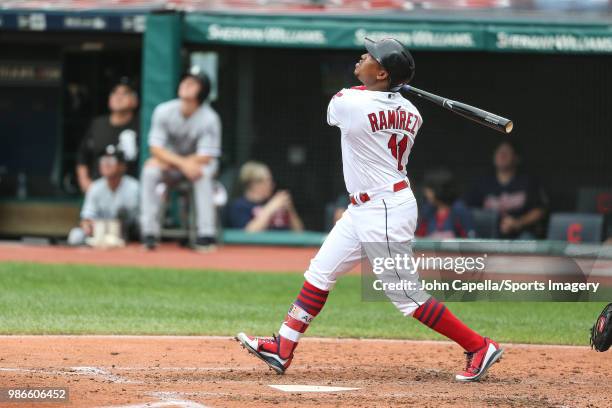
364,37,415,88
181,66,211,104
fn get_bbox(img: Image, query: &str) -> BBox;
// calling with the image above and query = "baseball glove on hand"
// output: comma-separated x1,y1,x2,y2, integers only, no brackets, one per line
590,303,612,352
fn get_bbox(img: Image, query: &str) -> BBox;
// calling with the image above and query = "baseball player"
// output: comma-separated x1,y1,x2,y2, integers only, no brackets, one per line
236,38,503,382
140,69,221,250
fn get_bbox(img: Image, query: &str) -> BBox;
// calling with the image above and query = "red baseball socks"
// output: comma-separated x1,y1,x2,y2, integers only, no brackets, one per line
275,285,484,357
276,280,329,359
413,297,485,352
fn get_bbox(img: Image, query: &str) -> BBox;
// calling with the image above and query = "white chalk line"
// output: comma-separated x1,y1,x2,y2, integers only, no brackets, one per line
0,366,139,384
0,366,252,373
269,384,360,393
71,366,137,383
97,401,204,408
0,334,591,349
0,367,208,408
97,391,209,408
112,366,257,372
96,391,207,408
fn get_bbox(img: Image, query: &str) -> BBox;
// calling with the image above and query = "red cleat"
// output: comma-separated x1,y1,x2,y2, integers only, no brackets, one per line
455,337,503,382
235,332,293,374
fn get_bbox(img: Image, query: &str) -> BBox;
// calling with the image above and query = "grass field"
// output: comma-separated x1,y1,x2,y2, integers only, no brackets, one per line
0,262,605,345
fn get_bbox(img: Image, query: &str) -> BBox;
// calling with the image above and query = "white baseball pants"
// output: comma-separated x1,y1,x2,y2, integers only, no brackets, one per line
304,187,431,316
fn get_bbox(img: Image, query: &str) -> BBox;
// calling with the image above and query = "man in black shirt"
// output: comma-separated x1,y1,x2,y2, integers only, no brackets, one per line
76,79,139,192
467,139,547,239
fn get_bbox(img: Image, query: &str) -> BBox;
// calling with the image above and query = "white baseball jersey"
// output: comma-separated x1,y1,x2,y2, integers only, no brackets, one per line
327,86,423,194
148,99,222,158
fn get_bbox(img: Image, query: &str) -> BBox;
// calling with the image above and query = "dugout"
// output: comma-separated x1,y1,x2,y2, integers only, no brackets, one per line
0,4,151,236
1,1,612,239
163,9,612,231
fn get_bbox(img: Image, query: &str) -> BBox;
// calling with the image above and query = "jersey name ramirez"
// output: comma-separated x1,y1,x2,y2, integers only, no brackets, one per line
367,109,421,135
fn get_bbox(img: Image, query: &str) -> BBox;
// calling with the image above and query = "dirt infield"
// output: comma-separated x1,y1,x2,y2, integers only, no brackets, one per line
1,244,611,407
1,335,611,408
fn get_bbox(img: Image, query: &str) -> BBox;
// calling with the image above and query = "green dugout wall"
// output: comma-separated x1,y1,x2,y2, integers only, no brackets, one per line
184,14,612,53
140,13,182,166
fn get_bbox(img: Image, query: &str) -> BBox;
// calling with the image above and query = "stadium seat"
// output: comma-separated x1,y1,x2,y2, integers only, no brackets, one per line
470,208,499,239
576,187,612,214
546,212,604,243
160,181,197,246
576,187,612,240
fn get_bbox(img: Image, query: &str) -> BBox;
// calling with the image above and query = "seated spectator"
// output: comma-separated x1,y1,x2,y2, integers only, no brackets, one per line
466,139,546,239
416,168,475,239
76,78,139,192
227,161,304,232
140,70,221,251
68,145,139,246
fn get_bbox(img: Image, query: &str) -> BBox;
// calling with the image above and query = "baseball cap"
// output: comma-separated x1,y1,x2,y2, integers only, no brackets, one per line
364,37,416,86
111,76,138,97
100,144,126,163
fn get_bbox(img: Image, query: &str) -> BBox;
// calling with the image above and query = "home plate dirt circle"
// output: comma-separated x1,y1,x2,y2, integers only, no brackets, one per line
1,335,611,407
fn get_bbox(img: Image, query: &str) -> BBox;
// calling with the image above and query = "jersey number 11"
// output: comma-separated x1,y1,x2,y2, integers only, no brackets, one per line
388,134,408,171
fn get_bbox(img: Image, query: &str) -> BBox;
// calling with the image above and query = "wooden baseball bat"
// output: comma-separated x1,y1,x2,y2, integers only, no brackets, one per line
399,85,514,134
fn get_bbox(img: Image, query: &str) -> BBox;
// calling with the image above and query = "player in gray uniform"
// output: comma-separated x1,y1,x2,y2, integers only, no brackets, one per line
140,71,221,250
68,145,139,246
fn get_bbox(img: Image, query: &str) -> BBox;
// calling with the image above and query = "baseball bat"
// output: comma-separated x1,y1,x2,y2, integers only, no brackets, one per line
399,85,514,134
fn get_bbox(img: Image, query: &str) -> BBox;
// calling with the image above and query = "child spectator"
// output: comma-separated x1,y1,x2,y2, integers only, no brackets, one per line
227,161,303,232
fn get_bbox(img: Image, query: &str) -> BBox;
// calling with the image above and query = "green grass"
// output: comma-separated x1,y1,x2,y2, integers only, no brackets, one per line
0,262,605,345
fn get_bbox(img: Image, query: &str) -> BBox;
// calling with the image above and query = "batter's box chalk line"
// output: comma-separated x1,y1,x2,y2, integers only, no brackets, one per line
98,391,208,408
0,366,140,384
268,385,360,393
71,366,137,383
